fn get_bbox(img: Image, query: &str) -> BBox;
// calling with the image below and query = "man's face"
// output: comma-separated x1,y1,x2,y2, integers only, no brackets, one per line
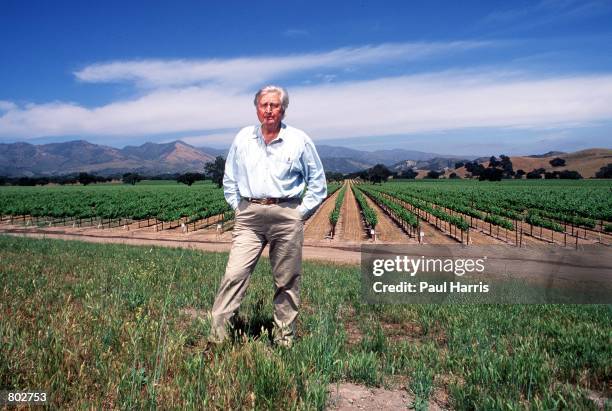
256,92,283,128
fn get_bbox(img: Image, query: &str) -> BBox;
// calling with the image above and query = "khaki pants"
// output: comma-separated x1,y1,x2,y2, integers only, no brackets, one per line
210,198,304,345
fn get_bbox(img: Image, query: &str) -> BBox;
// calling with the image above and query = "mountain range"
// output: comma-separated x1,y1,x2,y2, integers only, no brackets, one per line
0,140,471,177
0,140,215,177
0,139,609,178
316,145,472,174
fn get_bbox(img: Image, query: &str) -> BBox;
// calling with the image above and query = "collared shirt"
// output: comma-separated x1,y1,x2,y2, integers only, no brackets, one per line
223,122,327,218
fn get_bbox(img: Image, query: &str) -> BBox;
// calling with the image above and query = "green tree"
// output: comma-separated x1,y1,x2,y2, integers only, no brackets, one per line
595,163,612,178
78,172,97,186
549,157,566,167
204,156,226,188
326,172,344,182
426,170,442,179
122,173,142,185
367,164,392,184
399,168,418,179
499,154,514,177
177,172,202,186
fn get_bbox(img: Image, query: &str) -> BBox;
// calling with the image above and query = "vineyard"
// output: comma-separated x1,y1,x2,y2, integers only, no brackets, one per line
337,179,612,247
1,179,611,408
0,181,232,232
1,179,611,247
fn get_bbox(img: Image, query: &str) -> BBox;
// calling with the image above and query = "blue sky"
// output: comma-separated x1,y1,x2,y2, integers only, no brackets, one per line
1,0,611,155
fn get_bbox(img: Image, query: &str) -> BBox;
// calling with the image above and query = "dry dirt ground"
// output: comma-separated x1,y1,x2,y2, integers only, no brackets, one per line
326,382,445,411
304,189,340,242
363,194,414,243
338,184,367,243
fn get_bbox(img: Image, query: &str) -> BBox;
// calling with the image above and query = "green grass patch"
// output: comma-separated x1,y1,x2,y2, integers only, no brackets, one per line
0,235,610,409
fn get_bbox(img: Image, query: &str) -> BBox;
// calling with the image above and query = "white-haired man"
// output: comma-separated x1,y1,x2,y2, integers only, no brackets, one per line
210,85,327,347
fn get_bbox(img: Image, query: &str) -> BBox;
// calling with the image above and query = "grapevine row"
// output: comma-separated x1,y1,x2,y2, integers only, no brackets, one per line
329,184,347,227
357,185,420,238
0,183,230,222
351,185,378,229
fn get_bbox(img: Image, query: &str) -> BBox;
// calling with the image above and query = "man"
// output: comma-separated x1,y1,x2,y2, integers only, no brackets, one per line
210,85,327,347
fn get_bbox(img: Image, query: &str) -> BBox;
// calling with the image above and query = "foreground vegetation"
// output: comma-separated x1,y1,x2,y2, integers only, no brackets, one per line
1,236,610,409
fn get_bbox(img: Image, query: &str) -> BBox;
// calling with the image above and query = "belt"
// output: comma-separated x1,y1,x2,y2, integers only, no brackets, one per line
243,197,296,205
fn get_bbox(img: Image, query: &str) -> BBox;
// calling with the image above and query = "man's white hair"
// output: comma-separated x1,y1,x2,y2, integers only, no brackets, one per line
254,85,289,114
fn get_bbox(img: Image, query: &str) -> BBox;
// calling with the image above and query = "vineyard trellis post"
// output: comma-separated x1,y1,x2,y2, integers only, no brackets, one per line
575,233,578,249
551,228,553,243
515,219,518,246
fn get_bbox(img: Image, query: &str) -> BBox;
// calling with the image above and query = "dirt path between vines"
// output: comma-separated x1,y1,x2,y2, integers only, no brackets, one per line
363,194,414,243
427,202,610,248
417,220,457,245
304,189,339,242
339,184,366,242
390,197,506,246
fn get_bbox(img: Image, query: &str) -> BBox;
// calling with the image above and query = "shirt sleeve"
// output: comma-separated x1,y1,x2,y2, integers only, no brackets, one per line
297,136,327,218
223,138,241,210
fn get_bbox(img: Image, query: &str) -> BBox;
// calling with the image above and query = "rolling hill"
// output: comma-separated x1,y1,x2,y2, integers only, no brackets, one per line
450,148,611,179
0,140,215,177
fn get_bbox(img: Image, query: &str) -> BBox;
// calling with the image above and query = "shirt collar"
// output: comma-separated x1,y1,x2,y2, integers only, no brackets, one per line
254,122,286,144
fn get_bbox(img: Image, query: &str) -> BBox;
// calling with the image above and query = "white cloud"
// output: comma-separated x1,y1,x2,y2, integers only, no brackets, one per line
2,71,612,144
0,101,17,111
0,87,253,137
73,41,491,88
3,41,612,147
288,72,612,139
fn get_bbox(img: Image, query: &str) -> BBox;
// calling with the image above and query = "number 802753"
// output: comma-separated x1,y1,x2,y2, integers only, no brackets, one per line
1,391,47,404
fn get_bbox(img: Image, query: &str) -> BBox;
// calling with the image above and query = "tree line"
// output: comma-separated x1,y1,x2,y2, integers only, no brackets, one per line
0,156,228,187
2,156,611,186
456,156,589,181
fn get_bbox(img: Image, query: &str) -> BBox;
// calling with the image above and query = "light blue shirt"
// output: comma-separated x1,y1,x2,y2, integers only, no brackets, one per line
223,123,327,218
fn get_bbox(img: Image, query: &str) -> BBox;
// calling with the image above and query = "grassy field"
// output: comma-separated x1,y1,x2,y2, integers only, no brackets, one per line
1,235,610,409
